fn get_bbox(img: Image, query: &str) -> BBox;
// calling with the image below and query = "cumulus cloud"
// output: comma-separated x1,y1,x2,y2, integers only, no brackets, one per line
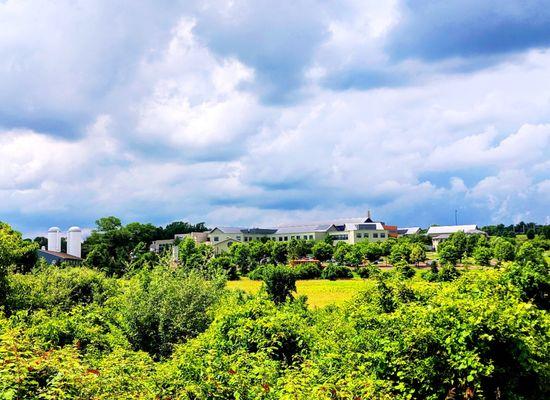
1,0,549,235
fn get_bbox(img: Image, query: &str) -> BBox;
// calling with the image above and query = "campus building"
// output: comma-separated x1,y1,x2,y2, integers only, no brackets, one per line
426,224,486,249
150,213,392,255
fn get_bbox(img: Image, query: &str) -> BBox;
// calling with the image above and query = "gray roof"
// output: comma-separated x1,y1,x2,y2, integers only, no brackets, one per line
427,225,478,235
211,227,247,234
397,227,421,235
274,224,333,234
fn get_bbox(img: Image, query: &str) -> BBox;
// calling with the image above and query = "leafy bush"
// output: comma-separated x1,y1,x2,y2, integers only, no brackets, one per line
394,261,415,279
117,266,225,358
248,265,268,280
6,266,117,313
320,264,353,280
311,241,333,262
208,255,238,280
262,264,297,304
292,262,322,279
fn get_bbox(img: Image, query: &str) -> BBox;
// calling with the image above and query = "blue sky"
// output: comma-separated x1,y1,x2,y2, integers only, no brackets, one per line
1,0,549,237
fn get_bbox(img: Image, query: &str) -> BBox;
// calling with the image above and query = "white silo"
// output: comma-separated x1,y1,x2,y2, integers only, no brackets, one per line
67,226,82,258
47,227,61,252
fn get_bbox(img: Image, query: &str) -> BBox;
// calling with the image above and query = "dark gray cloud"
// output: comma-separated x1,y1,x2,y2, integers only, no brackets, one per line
389,0,550,61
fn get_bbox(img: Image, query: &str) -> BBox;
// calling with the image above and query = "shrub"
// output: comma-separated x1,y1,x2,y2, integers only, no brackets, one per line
118,266,225,358
292,262,322,280
311,241,333,262
208,255,238,280
394,261,415,279
321,264,353,280
262,265,297,304
473,245,492,266
248,265,268,280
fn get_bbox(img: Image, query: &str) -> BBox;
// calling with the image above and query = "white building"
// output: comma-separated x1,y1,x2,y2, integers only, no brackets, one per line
426,224,485,249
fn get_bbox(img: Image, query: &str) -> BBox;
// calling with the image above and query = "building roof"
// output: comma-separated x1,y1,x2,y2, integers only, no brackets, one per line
38,249,82,260
426,225,478,235
343,222,385,231
274,224,334,234
397,227,421,235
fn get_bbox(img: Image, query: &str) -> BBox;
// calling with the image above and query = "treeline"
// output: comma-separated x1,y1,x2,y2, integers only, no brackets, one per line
0,220,548,399
482,221,550,238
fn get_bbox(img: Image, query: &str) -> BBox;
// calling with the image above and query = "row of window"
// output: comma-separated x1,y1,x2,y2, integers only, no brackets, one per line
212,232,386,244
356,232,386,239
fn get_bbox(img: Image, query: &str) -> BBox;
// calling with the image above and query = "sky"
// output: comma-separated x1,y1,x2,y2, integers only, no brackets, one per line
1,0,549,237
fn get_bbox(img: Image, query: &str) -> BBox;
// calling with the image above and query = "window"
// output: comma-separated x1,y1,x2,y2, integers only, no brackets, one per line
380,233,386,238
236,236,241,240
213,236,219,242
356,233,362,238
331,234,348,241
291,236,295,240
284,236,288,241
279,237,283,241
363,233,369,239
309,235,313,240
373,233,378,238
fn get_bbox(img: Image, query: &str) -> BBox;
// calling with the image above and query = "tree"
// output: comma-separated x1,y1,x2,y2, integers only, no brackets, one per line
473,246,492,266
208,255,238,280
438,241,460,266
262,265,296,304
526,229,536,240
491,238,515,263
409,243,426,266
287,239,313,261
229,243,251,274
360,242,383,262
448,231,468,261
333,243,351,265
389,242,411,265
311,241,333,262
271,242,288,264
0,222,38,273
516,242,546,266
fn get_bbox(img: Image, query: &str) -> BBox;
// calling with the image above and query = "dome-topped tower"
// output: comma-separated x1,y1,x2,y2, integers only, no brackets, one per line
47,227,61,252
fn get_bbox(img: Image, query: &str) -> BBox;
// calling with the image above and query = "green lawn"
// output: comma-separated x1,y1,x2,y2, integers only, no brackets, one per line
227,277,374,308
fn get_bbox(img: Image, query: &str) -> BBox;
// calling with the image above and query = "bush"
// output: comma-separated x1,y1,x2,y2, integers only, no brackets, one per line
262,265,297,304
208,255,238,280
118,266,225,358
292,262,322,280
248,265,268,280
473,245,492,266
321,264,353,280
311,241,333,262
394,261,415,279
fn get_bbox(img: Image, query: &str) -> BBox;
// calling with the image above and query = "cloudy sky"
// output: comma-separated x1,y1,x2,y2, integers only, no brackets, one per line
1,0,550,236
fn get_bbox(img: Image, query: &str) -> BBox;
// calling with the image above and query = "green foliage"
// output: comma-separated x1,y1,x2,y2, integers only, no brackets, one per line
491,237,516,262
320,264,353,280
287,239,313,261
208,255,238,280
394,261,416,279
271,241,288,264
389,242,412,265
6,265,117,313
0,222,38,277
438,240,461,266
262,265,297,304
117,266,225,358
409,243,426,266
1,219,549,399
292,262,322,280
248,265,268,281
311,241,333,262
473,246,493,266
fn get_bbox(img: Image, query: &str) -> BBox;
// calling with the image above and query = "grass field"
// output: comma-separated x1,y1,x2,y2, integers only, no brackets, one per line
227,277,374,308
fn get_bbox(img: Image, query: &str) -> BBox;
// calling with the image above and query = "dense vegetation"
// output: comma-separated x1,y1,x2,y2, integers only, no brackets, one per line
1,221,549,399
